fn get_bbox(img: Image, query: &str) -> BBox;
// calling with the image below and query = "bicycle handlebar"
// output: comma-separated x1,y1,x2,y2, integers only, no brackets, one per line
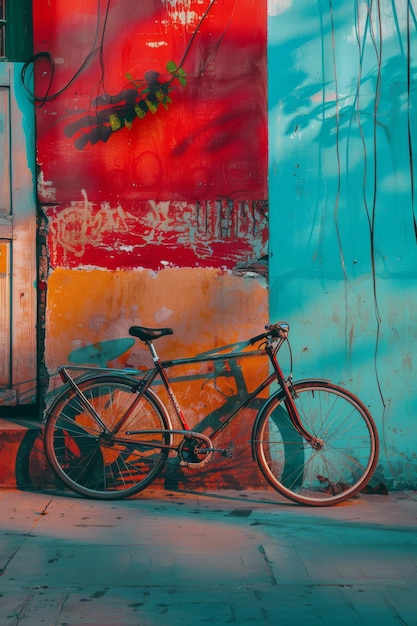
249,322,289,345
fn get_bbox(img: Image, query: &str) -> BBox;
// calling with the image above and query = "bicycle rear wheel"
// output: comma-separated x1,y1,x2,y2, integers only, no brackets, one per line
253,380,379,506
44,375,171,499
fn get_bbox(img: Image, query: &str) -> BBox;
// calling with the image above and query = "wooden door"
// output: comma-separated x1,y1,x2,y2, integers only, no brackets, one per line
0,63,36,406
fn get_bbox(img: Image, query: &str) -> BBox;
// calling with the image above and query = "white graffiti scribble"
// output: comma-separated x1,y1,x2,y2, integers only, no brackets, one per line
50,189,130,258
37,170,57,202
49,193,267,264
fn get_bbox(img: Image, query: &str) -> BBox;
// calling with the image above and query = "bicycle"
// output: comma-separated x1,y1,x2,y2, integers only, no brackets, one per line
44,322,379,506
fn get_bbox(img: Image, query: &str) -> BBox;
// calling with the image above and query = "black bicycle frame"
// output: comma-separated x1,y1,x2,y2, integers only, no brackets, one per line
57,335,321,451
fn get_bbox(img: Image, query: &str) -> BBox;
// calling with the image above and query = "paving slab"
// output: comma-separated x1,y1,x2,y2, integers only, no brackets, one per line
0,487,416,625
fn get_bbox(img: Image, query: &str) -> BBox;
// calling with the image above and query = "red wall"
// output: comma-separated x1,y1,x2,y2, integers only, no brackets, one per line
32,0,267,271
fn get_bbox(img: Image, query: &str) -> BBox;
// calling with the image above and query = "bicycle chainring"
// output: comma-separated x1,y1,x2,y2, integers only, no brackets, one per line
178,435,213,468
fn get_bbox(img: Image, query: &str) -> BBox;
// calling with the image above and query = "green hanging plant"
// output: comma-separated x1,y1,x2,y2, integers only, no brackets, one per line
166,61,187,86
107,61,187,130
65,0,215,149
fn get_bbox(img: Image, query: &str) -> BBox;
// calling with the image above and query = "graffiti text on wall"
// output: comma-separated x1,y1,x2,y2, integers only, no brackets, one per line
46,190,268,271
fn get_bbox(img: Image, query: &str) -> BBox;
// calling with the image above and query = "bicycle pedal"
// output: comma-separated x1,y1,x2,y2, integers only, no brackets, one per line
204,446,234,458
221,447,234,459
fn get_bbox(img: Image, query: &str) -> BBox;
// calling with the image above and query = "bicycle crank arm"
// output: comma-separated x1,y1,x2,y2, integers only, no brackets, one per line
197,446,234,458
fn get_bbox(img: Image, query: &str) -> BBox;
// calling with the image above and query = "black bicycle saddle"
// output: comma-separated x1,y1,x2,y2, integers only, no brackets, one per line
128,326,174,342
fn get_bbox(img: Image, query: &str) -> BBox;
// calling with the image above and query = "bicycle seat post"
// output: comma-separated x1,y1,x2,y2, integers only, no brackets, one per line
147,341,160,363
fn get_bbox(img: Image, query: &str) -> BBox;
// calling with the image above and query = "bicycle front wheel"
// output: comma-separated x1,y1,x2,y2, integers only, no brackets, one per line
253,380,379,506
44,375,171,499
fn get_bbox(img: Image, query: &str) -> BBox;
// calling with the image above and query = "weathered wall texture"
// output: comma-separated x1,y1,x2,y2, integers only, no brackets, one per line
32,0,268,395
34,0,417,491
269,1,417,488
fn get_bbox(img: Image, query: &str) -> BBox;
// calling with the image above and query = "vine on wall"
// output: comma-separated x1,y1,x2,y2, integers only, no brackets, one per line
64,62,186,149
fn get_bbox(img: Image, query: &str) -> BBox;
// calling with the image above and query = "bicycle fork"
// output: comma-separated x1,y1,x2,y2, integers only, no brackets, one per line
265,344,324,450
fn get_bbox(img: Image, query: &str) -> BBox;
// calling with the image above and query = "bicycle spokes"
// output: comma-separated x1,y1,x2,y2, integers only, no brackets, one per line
254,381,378,506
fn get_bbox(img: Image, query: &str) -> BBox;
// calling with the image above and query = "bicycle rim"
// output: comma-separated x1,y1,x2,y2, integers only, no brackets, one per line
44,376,171,499
254,381,379,506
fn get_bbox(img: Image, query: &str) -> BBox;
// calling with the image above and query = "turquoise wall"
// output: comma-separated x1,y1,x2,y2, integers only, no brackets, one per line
268,1,417,489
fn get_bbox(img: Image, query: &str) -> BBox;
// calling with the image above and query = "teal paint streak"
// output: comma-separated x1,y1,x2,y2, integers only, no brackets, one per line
268,1,417,489
0,63,36,186
12,62,36,183
68,338,135,367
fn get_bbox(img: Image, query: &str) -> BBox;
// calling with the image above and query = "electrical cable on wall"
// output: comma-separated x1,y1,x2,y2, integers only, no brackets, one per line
20,0,219,106
20,0,111,106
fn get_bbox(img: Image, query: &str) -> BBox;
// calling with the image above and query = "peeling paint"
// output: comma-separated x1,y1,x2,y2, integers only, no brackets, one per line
46,198,267,271
163,0,203,26
37,170,57,203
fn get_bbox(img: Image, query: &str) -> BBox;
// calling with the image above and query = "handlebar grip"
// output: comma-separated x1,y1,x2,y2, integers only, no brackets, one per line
266,323,289,338
250,323,289,345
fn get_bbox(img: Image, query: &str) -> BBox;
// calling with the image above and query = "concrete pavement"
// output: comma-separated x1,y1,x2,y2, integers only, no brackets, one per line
0,486,416,625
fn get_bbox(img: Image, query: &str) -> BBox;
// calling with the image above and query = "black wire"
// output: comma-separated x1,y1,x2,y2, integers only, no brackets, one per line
21,0,215,105
176,0,217,72
20,0,111,105
20,51,54,107
407,0,417,240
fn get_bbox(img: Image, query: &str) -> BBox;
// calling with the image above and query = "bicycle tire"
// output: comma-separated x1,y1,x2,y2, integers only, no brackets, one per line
44,375,172,499
253,380,379,506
